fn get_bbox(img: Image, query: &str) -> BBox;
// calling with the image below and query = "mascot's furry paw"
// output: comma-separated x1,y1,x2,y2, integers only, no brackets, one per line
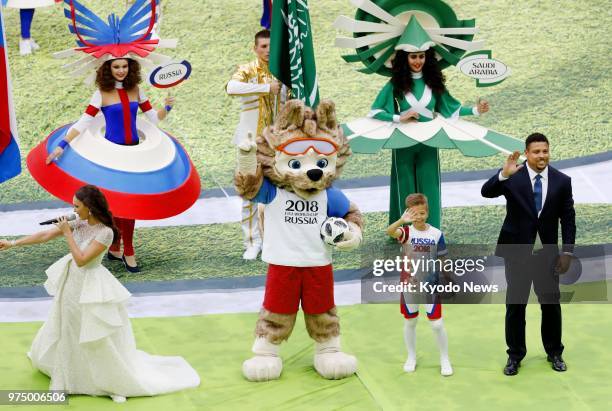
238,132,258,153
242,355,283,382
313,337,357,379
335,222,362,251
242,337,283,382
314,352,358,380
236,132,258,175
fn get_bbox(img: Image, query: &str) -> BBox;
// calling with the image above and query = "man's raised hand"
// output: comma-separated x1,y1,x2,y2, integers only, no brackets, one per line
502,151,523,178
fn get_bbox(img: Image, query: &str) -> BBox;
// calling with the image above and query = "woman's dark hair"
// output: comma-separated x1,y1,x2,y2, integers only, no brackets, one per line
95,58,142,92
391,49,446,96
75,185,119,241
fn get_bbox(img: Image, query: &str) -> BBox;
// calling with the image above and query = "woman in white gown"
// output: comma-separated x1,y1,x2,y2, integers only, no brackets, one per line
0,185,200,403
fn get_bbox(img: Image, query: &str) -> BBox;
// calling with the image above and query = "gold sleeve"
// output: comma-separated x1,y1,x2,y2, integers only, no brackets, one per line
226,63,270,97
230,63,251,83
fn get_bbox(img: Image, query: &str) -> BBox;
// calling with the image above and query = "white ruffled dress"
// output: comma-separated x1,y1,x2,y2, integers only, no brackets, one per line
28,220,200,398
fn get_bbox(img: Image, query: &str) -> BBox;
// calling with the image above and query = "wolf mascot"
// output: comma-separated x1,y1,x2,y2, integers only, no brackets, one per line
235,99,364,381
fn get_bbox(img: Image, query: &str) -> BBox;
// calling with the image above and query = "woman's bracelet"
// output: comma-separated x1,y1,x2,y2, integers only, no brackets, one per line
58,139,69,149
10,240,17,247
165,105,172,113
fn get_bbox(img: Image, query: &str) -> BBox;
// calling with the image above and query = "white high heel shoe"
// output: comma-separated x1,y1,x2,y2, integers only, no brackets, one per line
111,395,126,403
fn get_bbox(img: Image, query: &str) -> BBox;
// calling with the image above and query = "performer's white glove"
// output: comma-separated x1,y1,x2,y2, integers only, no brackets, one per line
236,132,258,175
335,222,362,251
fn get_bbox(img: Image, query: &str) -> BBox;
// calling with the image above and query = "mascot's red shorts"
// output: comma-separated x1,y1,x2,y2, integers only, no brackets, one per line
263,264,335,315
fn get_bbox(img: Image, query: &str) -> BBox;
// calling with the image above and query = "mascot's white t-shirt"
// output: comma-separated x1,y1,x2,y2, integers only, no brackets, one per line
253,178,350,267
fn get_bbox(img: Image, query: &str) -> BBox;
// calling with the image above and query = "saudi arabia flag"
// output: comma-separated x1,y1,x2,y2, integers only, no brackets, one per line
269,0,320,108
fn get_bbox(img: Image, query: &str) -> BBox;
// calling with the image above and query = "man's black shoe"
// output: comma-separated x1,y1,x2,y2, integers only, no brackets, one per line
547,355,567,372
503,358,520,376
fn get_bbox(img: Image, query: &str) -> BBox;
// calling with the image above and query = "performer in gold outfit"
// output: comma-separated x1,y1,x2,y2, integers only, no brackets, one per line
226,29,288,260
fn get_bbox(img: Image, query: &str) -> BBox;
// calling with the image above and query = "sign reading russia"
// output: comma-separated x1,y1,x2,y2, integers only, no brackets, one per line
457,51,510,87
149,60,192,89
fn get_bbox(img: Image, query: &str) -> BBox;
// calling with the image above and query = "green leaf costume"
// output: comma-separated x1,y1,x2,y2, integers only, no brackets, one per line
335,2,523,226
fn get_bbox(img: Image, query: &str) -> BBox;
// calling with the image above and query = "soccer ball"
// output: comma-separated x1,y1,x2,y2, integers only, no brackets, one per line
320,217,350,246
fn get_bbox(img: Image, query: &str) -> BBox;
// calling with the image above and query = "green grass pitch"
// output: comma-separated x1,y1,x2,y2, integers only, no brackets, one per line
0,0,609,204
0,205,609,287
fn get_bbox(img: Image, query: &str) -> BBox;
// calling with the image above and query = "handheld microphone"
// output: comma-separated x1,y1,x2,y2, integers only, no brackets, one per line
39,214,77,226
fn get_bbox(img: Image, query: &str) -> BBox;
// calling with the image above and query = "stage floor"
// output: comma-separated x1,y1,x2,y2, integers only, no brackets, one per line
2,304,611,410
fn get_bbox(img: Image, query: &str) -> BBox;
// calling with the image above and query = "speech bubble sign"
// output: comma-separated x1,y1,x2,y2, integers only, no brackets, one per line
457,51,510,87
149,60,192,89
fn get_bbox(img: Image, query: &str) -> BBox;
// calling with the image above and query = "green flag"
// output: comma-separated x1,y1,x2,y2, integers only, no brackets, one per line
269,0,320,108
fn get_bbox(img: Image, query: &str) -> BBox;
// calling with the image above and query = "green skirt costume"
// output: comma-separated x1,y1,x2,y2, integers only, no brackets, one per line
343,79,522,227
335,1,523,227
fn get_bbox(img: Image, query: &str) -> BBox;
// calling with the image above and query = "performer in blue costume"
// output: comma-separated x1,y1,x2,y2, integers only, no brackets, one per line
27,0,201,273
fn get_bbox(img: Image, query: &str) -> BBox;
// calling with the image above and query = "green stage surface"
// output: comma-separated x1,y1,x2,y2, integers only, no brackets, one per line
2,304,612,410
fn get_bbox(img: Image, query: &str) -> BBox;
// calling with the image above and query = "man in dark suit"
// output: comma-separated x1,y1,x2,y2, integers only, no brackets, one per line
481,133,576,376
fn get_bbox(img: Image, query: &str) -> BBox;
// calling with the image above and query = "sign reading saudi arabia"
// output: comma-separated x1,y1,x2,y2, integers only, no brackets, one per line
457,51,510,87
270,0,320,108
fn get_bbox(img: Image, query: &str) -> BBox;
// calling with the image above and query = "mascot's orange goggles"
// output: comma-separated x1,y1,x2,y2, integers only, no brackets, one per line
276,138,338,155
